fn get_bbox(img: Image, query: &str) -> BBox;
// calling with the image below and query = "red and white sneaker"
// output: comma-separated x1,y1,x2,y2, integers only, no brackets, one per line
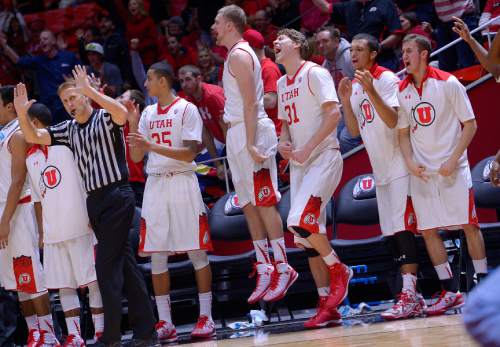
263,262,298,302
325,263,353,310
424,291,464,316
191,315,216,339
27,329,41,347
304,296,342,329
63,334,85,347
155,320,177,343
381,290,424,320
248,262,274,304
37,330,61,347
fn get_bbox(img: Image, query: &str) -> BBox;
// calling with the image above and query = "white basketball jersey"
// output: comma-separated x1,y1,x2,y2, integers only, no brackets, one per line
26,145,91,244
0,119,30,203
139,97,202,174
222,40,267,124
350,65,407,185
277,61,339,161
397,66,475,172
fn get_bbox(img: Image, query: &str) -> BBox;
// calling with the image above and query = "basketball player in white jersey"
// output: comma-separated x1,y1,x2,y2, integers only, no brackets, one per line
398,34,488,315
212,4,298,305
337,33,423,320
0,85,59,346
273,28,352,329
13,89,105,346
127,61,215,341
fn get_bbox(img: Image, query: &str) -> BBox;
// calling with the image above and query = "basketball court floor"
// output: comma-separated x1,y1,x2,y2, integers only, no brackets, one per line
149,313,476,347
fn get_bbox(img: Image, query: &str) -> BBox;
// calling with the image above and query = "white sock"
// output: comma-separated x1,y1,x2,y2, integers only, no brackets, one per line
156,295,172,324
402,273,417,294
24,314,38,331
38,314,55,334
434,262,453,280
199,292,212,319
92,313,104,335
317,287,330,297
472,258,488,274
253,239,271,264
270,237,287,263
322,250,340,266
65,316,80,336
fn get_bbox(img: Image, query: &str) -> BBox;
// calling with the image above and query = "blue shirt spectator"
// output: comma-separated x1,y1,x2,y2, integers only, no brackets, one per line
0,30,79,124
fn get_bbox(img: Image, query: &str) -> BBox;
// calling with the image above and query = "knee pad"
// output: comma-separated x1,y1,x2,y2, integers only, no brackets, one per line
304,247,320,258
87,281,103,308
392,230,418,265
59,288,80,312
293,226,311,239
28,290,48,300
151,253,169,275
187,250,209,270
17,291,30,302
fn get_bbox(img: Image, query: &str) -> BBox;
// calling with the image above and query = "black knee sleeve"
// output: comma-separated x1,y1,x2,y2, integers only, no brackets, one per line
304,247,320,258
389,230,418,265
293,226,311,239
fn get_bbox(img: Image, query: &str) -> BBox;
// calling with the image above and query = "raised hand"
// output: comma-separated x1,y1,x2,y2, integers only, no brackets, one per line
72,65,92,95
13,83,36,117
354,69,375,94
452,16,473,43
338,77,353,102
124,99,141,126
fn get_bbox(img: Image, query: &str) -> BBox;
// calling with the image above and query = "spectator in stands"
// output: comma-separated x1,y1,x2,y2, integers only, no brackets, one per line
26,18,44,55
269,0,301,30
0,1,26,34
400,12,435,44
243,29,282,134
178,65,227,179
313,0,403,71
76,26,101,64
116,89,147,205
208,28,228,63
433,0,478,71
252,10,278,49
300,0,333,35
479,0,500,35
4,16,28,56
0,30,79,123
161,35,197,72
126,0,159,67
99,16,132,83
315,26,361,153
85,42,123,97
197,47,221,85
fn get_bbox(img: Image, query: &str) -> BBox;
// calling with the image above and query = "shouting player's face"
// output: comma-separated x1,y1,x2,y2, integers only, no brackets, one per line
350,39,373,70
273,34,298,65
402,40,425,75
211,14,228,46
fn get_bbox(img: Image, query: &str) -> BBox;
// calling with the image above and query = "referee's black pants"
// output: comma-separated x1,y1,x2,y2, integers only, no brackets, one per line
87,182,156,344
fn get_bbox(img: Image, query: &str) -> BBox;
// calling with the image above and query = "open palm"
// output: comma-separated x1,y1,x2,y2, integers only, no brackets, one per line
13,83,36,116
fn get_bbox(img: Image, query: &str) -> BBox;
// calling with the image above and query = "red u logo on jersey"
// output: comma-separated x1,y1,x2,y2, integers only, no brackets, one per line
413,102,436,126
42,166,62,189
360,99,375,124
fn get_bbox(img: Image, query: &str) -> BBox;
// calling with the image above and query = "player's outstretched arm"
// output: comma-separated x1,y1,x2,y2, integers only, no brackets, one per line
0,133,28,249
72,65,128,126
14,83,52,145
453,18,500,79
230,50,267,163
338,77,360,137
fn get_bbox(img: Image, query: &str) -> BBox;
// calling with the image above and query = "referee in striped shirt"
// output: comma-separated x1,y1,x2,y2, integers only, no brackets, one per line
14,66,158,347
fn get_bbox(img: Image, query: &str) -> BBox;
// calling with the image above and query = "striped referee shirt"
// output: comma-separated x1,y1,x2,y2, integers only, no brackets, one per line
47,109,129,192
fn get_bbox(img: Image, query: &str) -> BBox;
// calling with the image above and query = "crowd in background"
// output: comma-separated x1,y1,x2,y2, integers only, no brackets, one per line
0,0,497,177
